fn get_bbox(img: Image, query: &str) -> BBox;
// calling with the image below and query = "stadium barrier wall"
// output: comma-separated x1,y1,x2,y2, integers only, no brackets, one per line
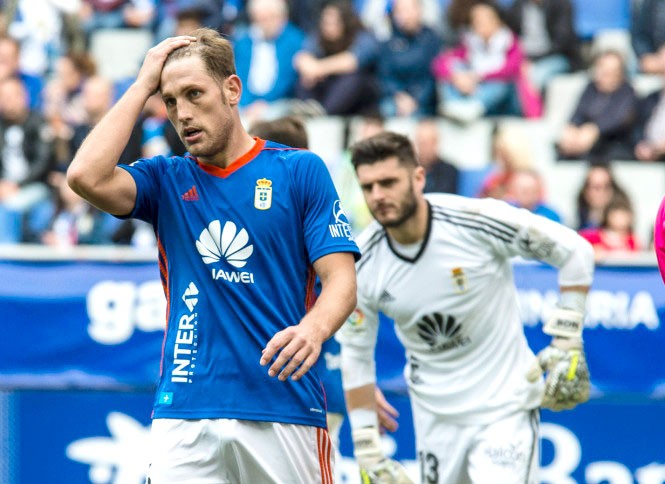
0,246,662,483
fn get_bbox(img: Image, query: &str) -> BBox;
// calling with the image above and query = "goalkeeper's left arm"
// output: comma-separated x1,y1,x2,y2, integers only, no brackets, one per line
526,231,595,411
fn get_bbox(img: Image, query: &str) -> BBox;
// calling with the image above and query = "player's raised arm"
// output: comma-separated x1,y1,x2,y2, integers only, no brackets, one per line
67,36,196,216
260,251,357,381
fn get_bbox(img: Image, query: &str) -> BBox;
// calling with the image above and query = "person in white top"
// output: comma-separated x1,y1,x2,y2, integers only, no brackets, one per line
337,131,595,484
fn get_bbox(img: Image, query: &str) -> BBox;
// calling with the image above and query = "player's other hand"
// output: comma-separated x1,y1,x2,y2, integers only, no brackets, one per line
526,337,590,411
260,323,324,382
353,427,414,484
375,387,399,433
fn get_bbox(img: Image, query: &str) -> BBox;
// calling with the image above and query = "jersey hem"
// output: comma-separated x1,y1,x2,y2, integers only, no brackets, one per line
151,409,327,428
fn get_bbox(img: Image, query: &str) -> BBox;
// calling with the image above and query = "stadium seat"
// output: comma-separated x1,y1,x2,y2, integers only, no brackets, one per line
543,73,588,137
591,28,638,74
439,119,494,169
497,118,558,171
304,116,346,165
542,160,589,227
633,74,663,97
90,28,154,81
613,161,665,245
571,0,631,40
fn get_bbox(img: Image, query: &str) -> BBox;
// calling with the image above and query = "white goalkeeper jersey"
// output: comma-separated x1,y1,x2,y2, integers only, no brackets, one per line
338,193,588,425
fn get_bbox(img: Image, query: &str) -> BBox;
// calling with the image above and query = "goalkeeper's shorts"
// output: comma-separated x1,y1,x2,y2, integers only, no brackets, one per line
412,403,540,484
146,417,334,483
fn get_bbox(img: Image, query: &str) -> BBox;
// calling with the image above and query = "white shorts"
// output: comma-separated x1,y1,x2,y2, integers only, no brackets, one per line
146,418,334,484
412,404,540,484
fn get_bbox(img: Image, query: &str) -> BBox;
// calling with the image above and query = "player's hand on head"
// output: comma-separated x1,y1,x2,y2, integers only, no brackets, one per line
260,324,324,382
526,307,591,411
136,36,197,95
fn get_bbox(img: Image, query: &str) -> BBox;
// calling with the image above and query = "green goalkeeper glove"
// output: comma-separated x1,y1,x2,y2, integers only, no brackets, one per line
526,307,590,411
353,427,413,484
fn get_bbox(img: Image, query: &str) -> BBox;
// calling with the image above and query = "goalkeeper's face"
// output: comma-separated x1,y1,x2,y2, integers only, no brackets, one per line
357,156,424,228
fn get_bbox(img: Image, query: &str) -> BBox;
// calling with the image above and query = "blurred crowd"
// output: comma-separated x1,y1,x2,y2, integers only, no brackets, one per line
0,0,660,261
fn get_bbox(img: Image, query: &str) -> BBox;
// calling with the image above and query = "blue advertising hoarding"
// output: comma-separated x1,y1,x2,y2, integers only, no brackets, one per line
0,256,663,483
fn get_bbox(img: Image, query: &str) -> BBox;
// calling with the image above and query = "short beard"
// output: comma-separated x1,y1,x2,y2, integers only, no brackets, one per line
376,188,418,229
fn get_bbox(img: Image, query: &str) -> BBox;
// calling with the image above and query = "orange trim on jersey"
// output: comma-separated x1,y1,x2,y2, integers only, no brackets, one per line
157,237,170,378
317,427,333,483
196,138,266,178
304,264,317,311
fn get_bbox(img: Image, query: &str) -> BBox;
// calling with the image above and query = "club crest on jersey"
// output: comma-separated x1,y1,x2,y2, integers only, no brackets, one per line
254,178,272,210
451,267,468,294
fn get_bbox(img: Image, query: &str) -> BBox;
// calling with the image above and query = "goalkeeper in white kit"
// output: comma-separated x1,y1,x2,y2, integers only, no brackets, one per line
337,132,595,484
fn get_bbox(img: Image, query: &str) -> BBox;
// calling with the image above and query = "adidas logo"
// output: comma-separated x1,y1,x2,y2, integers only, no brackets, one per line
416,312,470,351
379,289,395,303
182,282,199,312
196,220,254,268
182,185,199,201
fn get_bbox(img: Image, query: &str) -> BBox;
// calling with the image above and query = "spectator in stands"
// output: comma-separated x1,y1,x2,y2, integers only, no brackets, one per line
0,77,53,243
505,168,562,222
293,0,379,116
328,115,385,233
414,118,459,193
377,0,441,117
557,50,638,161
7,0,82,78
39,171,117,246
79,0,156,37
631,0,665,75
445,0,475,44
575,163,631,230
634,46,665,162
579,198,641,259
154,0,222,41
71,76,142,166
432,0,542,124
505,0,581,92
233,0,304,123
288,0,327,35
43,52,97,172
0,36,43,111
358,0,445,42
141,93,185,158
479,125,533,199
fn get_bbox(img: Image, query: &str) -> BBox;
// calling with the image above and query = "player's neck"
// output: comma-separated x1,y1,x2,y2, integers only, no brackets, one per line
385,198,429,245
201,127,256,169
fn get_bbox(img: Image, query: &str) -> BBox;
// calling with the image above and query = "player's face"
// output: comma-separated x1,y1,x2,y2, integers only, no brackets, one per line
356,156,424,228
160,56,237,163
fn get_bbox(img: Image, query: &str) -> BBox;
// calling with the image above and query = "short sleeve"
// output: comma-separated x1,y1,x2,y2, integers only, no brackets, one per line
117,156,166,224
291,150,361,263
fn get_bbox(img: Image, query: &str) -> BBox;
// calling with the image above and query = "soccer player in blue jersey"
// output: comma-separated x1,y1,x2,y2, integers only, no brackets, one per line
67,28,359,483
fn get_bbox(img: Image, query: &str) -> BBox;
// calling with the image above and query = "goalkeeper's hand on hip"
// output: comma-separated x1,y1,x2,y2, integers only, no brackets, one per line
526,307,590,411
353,427,413,484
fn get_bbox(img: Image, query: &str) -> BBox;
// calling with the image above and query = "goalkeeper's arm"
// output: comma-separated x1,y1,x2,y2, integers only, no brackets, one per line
341,349,413,484
525,229,595,410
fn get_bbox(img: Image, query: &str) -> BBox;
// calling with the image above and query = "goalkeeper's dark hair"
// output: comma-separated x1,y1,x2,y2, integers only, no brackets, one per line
164,28,236,86
350,131,418,170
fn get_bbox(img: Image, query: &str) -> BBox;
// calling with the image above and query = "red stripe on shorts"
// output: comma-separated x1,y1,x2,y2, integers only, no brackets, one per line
317,427,333,483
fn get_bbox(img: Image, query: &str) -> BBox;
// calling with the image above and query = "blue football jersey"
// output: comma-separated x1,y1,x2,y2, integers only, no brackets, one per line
119,139,360,428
